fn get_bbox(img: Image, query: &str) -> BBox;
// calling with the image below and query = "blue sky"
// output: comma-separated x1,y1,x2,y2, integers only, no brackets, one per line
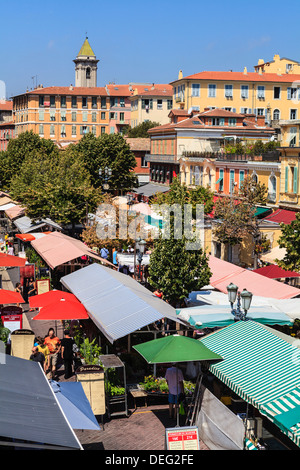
2,0,300,98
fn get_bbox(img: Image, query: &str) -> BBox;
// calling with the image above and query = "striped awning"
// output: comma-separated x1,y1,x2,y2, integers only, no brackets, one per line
201,321,300,447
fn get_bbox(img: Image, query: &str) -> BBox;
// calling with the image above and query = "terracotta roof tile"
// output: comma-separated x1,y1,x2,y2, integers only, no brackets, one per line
125,138,150,151
171,70,300,83
13,86,108,97
0,101,13,111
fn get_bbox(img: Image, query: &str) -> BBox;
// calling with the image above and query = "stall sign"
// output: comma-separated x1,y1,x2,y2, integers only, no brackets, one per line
1,314,22,333
165,426,200,451
36,279,50,295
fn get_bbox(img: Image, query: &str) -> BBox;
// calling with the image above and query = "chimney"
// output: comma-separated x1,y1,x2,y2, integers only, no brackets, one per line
178,70,183,80
243,67,247,75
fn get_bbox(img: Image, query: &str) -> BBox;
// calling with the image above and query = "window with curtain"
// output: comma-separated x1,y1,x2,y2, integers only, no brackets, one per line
241,85,249,99
192,84,200,97
208,84,216,97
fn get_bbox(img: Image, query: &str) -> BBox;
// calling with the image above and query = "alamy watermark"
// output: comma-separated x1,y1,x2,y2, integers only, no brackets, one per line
95,202,205,250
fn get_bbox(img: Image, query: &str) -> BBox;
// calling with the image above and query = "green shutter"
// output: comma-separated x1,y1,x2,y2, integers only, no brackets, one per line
293,166,298,194
285,166,289,192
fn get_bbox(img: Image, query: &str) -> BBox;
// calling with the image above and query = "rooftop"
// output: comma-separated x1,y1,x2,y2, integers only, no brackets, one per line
77,37,96,57
171,70,300,84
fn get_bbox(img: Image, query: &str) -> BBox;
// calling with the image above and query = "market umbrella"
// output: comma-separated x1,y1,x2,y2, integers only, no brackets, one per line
33,298,89,321
49,380,100,430
0,289,25,304
29,289,80,309
0,253,26,267
133,334,223,364
133,334,223,426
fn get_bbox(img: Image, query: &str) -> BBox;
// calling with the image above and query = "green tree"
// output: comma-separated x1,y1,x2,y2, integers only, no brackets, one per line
69,133,138,192
276,214,300,271
127,121,160,138
213,176,268,267
0,131,58,189
148,177,212,306
148,235,211,307
10,150,102,228
151,177,214,216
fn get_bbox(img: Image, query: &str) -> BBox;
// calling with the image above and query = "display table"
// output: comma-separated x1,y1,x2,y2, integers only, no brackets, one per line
130,389,148,410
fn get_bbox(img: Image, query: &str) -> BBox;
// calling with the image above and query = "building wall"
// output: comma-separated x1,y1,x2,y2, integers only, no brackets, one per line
172,77,300,123
130,96,173,127
254,55,300,74
279,150,300,209
14,92,110,142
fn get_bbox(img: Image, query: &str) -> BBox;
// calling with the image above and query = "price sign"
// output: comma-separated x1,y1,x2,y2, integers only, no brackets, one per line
165,426,200,450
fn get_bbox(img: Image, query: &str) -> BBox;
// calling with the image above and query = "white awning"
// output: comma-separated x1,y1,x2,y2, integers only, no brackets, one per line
61,263,182,343
0,353,82,449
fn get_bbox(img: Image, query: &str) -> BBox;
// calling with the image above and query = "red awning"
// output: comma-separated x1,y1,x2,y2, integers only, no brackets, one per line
252,264,300,279
15,232,51,242
0,289,25,303
0,253,27,267
263,209,297,225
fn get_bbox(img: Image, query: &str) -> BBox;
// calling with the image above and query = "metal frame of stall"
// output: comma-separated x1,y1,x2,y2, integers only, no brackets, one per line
100,354,129,419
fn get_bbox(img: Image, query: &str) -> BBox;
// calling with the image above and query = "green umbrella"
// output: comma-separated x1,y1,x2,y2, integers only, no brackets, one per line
133,334,223,364
133,335,222,427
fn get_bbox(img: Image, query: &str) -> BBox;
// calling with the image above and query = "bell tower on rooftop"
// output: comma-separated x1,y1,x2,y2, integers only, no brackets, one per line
73,37,99,87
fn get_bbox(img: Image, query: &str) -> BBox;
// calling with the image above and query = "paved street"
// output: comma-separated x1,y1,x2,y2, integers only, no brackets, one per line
22,308,209,451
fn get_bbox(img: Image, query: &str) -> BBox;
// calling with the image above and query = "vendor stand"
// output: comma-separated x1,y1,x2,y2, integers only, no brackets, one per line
100,354,128,419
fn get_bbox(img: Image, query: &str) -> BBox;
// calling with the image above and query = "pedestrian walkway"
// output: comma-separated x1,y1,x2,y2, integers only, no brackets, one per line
22,309,210,451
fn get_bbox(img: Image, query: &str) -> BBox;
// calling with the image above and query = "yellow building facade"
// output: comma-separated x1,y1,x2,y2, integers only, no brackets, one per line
130,85,173,128
170,58,300,130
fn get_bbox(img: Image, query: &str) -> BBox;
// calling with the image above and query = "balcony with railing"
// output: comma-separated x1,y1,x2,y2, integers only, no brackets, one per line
146,153,179,164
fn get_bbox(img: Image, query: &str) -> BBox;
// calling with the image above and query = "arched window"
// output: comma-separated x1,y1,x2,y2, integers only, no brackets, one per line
86,67,91,79
252,172,258,183
268,175,277,202
273,109,280,120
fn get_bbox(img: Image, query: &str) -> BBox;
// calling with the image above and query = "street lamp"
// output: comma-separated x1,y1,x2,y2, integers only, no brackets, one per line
134,237,146,282
226,284,252,321
99,166,112,190
240,288,253,315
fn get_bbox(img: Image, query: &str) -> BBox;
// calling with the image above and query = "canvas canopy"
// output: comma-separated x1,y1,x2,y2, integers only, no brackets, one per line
61,263,183,343
252,264,300,279
14,216,62,234
176,304,293,328
31,231,114,269
201,321,300,448
0,353,82,449
208,256,300,299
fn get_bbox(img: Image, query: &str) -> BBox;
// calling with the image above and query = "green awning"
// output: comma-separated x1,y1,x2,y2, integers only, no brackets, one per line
201,321,300,447
254,206,272,218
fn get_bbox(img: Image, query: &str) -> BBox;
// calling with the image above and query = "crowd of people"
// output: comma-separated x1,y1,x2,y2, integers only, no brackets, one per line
30,327,76,381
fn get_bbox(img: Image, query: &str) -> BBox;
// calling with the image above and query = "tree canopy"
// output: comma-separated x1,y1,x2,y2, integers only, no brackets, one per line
276,213,300,271
9,147,102,227
0,131,58,189
127,121,160,138
148,177,212,306
213,176,267,246
68,133,138,192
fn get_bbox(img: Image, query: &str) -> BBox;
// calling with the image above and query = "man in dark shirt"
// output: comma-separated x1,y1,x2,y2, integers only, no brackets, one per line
30,346,45,370
61,330,75,379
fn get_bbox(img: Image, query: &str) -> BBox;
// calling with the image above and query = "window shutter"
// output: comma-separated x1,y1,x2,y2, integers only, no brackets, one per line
287,87,291,100
285,166,289,192
293,166,298,194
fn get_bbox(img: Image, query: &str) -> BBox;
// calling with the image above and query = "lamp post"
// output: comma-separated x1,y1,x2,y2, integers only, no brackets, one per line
99,166,112,191
226,283,252,321
134,237,146,282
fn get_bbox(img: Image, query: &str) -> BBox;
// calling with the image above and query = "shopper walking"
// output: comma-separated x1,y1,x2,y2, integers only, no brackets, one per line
44,328,61,380
61,329,75,379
